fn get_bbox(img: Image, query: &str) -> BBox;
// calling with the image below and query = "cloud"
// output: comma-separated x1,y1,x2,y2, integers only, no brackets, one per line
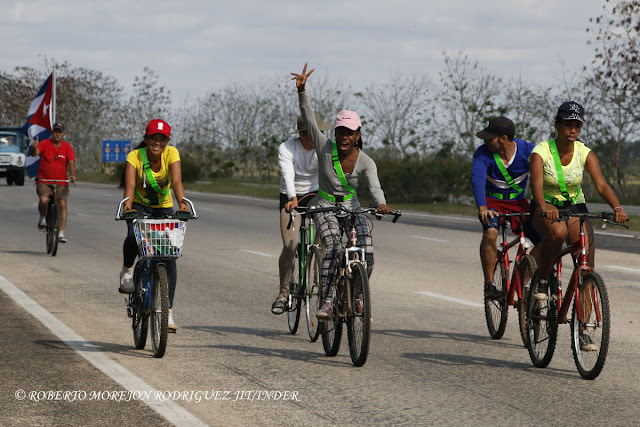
1,0,603,101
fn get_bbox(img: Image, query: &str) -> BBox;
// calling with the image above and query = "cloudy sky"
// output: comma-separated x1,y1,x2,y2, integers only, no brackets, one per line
2,0,605,101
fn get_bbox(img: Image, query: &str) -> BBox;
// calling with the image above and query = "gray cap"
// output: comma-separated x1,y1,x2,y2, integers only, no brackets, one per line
292,112,332,133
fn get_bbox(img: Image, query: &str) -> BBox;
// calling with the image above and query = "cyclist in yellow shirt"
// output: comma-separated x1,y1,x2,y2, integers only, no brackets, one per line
530,102,627,305
118,119,188,333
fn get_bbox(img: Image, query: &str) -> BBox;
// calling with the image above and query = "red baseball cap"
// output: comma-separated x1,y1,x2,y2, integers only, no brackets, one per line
146,119,171,138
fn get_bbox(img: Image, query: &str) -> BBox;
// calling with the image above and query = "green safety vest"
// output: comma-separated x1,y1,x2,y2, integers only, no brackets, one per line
544,138,582,207
135,147,170,205
318,141,355,203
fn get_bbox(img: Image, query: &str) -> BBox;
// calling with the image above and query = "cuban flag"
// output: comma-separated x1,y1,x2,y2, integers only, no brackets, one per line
22,73,53,178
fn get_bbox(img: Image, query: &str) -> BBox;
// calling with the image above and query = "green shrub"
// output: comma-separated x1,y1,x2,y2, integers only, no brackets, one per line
180,157,202,183
375,158,472,203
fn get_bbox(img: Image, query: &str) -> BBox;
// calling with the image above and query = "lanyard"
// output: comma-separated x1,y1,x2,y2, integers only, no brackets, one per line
546,138,581,205
318,141,355,203
492,151,523,195
137,148,169,204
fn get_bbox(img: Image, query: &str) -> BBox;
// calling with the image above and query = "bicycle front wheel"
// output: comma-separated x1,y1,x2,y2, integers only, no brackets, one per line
46,203,60,256
347,263,371,367
525,273,558,368
150,264,169,358
132,264,148,349
571,271,610,379
485,260,508,339
305,245,322,342
321,279,343,357
518,255,537,347
287,249,301,334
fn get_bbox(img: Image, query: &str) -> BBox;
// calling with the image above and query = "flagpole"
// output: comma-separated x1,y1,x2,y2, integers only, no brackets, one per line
51,68,56,127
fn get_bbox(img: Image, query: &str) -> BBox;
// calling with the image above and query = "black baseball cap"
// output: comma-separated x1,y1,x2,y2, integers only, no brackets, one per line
476,117,515,140
557,101,585,123
52,122,65,131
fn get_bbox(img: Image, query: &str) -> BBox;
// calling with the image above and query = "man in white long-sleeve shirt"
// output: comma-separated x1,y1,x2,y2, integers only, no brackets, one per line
272,113,332,314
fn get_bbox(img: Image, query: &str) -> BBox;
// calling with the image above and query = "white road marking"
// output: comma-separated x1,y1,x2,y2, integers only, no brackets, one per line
594,231,635,239
240,249,275,258
415,291,484,308
199,207,215,211
75,213,89,217
607,265,640,273
0,273,206,427
409,235,449,243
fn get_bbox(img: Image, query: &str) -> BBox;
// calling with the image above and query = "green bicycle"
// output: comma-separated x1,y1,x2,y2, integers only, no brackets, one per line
286,205,323,342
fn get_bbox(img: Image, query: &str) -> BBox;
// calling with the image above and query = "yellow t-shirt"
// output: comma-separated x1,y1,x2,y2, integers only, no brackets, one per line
127,146,180,208
532,139,591,204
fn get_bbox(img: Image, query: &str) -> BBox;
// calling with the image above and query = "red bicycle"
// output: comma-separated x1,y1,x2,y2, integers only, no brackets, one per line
485,212,537,345
525,211,626,379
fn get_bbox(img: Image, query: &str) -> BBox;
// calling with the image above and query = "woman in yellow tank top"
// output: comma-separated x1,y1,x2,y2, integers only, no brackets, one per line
530,101,628,292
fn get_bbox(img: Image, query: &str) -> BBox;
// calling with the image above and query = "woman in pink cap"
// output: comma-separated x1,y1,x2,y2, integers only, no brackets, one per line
118,119,188,333
292,63,393,320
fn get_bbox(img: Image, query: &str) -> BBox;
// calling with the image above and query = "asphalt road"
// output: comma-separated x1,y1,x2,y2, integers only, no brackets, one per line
2,182,640,426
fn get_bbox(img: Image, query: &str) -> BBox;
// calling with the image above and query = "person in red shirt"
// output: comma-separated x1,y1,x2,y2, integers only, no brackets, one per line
31,122,76,243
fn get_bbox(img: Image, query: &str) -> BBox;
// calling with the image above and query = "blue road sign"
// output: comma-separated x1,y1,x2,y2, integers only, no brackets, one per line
102,140,131,162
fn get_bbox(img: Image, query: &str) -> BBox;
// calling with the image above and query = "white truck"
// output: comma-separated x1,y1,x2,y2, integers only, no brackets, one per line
0,127,27,186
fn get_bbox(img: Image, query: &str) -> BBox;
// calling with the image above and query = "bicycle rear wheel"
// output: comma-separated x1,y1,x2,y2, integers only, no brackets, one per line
287,249,301,334
518,255,537,347
347,263,370,367
132,264,148,349
305,245,322,342
571,271,610,379
321,278,343,357
484,260,508,339
525,273,558,368
150,264,169,358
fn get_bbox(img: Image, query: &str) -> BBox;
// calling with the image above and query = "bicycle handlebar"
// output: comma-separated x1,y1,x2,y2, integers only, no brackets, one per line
494,212,530,219
552,210,629,228
115,197,198,221
300,204,402,223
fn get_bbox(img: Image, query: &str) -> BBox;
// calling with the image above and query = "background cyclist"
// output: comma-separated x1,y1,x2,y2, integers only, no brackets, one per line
292,63,393,321
272,113,332,315
118,119,188,333
471,117,542,299
31,122,76,243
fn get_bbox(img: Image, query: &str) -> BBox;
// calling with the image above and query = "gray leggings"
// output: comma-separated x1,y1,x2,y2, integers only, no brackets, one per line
314,211,373,301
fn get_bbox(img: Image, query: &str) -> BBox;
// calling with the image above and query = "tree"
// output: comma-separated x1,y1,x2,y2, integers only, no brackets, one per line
360,73,433,159
585,0,640,197
437,51,505,158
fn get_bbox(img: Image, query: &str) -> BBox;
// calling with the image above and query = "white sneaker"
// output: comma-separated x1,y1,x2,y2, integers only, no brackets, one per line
533,279,549,301
168,308,177,333
119,268,134,294
58,231,67,243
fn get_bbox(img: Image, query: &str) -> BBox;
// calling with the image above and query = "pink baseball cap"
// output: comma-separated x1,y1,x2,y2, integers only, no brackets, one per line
335,110,362,131
146,119,171,138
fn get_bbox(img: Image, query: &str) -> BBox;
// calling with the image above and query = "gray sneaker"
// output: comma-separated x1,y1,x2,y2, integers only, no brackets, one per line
118,269,134,294
271,296,287,315
579,334,598,352
38,218,46,231
533,279,549,301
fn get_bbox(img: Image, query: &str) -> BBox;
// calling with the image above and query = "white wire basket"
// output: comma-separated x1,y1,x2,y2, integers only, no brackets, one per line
132,219,187,259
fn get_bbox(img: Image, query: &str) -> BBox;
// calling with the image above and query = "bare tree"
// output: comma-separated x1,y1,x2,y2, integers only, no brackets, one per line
437,51,504,157
359,73,433,159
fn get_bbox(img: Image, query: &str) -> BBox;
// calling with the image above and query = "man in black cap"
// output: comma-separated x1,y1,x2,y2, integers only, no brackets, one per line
471,117,542,299
31,122,76,243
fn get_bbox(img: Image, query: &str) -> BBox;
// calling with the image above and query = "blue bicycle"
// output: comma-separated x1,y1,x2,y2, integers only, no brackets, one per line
116,197,197,358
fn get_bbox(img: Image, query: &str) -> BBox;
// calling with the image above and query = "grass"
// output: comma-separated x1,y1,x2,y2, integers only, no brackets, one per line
77,172,639,231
